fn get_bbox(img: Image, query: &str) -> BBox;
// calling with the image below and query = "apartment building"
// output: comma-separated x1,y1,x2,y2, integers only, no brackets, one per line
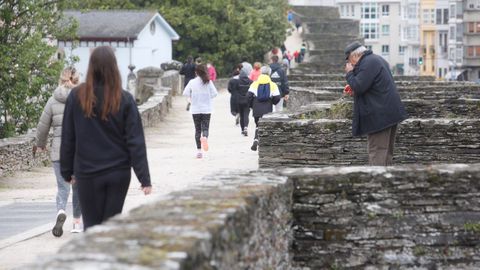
402,0,421,75
448,0,480,81
419,0,437,76
337,0,407,74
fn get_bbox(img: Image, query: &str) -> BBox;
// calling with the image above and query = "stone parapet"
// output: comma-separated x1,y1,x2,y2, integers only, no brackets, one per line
258,109,480,167
285,164,480,269
0,132,50,177
22,171,293,270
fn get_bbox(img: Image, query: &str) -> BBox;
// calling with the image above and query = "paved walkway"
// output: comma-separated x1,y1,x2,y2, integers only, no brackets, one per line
0,90,258,270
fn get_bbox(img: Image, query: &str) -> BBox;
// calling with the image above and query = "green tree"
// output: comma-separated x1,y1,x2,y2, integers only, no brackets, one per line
71,0,290,75
0,1,77,138
66,0,136,10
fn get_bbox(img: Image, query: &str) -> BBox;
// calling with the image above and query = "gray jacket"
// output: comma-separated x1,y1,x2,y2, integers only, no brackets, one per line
36,86,71,161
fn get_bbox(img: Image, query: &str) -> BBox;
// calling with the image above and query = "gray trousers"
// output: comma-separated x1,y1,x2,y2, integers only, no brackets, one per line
367,125,397,166
53,161,82,218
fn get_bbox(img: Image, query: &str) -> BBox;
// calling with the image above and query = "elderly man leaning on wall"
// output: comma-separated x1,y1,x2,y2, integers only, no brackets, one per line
344,41,408,166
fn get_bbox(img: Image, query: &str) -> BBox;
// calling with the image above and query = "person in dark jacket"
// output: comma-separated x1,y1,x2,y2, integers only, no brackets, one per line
248,66,281,151
180,56,196,111
227,64,243,126
344,41,408,166
180,56,196,87
270,55,290,112
60,46,152,230
229,69,253,136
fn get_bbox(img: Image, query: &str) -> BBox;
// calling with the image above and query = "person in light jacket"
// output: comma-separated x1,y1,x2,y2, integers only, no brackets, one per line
35,67,83,237
183,64,218,158
60,46,152,231
344,41,408,166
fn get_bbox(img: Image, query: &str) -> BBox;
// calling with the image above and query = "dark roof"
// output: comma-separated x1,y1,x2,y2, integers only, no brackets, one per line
63,10,178,41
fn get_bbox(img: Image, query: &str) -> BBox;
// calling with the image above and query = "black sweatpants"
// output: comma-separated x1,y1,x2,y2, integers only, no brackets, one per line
192,114,211,149
254,116,261,141
77,168,131,230
238,104,250,131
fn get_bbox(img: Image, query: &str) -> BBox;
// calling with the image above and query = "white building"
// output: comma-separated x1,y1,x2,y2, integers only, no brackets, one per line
59,10,180,88
435,0,450,79
336,0,407,74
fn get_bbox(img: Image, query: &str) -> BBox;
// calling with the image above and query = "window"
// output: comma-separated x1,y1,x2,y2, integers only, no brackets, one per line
422,9,435,24
477,22,480,32
361,23,379,39
477,46,480,56
366,45,373,50
382,45,389,54
443,9,449,24
382,5,389,16
450,26,455,40
341,5,345,16
408,4,418,19
449,4,455,18
439,68,442,77
469,22,475,33
382,25,390,36
399,46,406,55
436,9,442,24
407,26,418,40
362,3,378,19
468,46,475,57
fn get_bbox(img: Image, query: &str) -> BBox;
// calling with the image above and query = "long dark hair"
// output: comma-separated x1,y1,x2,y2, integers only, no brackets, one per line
78,46,122,121
195,64,209,84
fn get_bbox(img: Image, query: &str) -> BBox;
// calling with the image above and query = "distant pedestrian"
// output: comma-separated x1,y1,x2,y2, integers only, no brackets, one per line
300,43,307,63
270,55,290,112
207,61,217,81
60,46,152,231
241,57,253,76
249,62,262,82
294,16,302,32
35,66,83,237
248,66,281,151
183,64,218,158
179,56,196,87
228,64,243,126
293,50,300,63
229,69,253,136
180,56,196,111
344,41,408,166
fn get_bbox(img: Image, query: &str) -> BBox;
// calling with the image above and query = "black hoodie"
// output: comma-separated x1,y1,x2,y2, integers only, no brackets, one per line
60,86,151,187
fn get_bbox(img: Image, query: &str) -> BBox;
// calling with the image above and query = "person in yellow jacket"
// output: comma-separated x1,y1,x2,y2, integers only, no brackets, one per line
247,66,281,151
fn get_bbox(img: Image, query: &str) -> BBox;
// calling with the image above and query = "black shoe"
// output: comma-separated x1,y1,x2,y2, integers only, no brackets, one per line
243,128,248,137
251,141,258,151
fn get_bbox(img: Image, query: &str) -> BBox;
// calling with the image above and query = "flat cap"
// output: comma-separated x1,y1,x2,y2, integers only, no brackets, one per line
344,41,362,60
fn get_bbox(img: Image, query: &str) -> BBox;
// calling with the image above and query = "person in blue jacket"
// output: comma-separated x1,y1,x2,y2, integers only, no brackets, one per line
344,41,408,166
60,46,152,230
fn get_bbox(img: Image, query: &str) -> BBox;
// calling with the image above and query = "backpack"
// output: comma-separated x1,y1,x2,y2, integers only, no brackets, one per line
256,83,271,102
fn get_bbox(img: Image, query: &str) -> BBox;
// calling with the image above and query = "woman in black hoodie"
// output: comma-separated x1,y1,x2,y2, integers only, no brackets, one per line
60,46,152,230
229,69,252,136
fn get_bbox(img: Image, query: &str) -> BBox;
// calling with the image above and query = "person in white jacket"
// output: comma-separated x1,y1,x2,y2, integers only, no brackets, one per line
183,64,218,158
34,67,83,236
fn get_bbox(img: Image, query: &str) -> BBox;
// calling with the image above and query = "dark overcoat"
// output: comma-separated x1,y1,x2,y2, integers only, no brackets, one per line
346,50,408,136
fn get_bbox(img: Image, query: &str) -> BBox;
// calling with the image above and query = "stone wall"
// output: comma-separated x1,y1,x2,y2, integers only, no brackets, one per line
0,71,181,177
258,106,480,168
21,164,480,269
286,164,480,269
23,171,294,270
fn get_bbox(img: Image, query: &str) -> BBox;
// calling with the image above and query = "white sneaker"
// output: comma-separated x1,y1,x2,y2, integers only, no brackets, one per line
52,210,66,237
70,222,83,233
